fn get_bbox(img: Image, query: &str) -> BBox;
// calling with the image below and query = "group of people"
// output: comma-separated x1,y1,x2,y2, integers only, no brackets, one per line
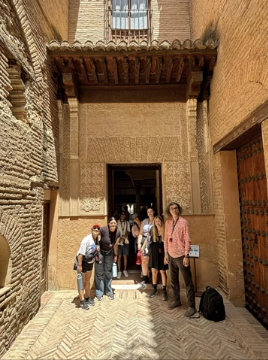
75,202,197,317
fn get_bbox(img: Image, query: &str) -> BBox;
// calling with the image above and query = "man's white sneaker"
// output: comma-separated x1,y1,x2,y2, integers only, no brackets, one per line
123,270,129,277
117,271,122,279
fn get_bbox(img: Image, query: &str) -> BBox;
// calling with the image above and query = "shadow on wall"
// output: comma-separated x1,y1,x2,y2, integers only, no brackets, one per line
201,21,219,41
0,235,12,288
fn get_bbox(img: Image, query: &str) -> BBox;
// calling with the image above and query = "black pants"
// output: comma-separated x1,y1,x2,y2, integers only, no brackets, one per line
169,255,195,308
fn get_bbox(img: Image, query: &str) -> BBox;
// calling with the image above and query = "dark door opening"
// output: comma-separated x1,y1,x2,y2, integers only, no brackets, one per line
107,164,162,271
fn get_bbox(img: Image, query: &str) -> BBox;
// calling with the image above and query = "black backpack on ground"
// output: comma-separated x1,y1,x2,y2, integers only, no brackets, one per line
199,286,226,322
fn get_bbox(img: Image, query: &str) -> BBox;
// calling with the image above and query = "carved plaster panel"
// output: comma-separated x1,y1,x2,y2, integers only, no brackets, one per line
79,163,105,214
85,137,184,163
186,99,198,156
197,101,210,213
164,162,192,214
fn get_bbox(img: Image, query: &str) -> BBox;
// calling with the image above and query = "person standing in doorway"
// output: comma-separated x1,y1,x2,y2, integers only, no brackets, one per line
138,207,155,284
76,225,101,309
164,202,196,317
94,218,120,301
124,205,130,222
149,216,168,301
131,214,141,253
117,211,130,278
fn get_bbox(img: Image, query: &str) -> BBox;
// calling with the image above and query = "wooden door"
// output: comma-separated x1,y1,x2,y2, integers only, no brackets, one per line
41,202,49,295
237,135,268,328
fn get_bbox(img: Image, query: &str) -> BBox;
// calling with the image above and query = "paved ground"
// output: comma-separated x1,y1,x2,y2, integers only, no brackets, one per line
3,287,268,360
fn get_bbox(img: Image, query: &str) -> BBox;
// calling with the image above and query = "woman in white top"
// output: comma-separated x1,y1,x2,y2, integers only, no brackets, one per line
138,207,155,284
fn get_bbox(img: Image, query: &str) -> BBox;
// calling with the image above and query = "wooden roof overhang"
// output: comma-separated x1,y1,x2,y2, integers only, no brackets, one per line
47,39,218,102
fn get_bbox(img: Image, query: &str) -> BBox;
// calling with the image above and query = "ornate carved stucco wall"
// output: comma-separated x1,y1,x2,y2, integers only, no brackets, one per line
56,88,217,289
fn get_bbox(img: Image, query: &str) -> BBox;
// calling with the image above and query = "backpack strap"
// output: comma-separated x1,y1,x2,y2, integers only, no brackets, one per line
199,290,206,312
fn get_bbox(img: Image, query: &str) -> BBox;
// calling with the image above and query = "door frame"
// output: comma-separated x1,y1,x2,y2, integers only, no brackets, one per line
107,163,163,218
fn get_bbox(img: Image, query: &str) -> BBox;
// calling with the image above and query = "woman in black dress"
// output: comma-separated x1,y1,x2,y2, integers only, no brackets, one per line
149,216,168,300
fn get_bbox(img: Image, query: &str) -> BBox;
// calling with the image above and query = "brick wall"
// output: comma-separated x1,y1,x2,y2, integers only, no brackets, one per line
191,0,268,146
191,0,268,298
69,0,191,43
0,0,61,356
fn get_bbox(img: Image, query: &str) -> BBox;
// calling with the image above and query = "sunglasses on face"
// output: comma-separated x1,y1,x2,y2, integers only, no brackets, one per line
93,228,100,231
170,207,178,211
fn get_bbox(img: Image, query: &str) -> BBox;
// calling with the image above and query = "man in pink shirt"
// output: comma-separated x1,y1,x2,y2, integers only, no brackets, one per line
164,202,196,317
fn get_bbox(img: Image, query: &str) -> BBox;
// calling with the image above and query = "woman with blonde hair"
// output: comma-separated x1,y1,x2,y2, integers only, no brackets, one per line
149,216,168,300
138,207,155,284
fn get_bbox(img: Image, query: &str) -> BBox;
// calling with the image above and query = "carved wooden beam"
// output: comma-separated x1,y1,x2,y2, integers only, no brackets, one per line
156,57,162,84
84,58,98,84
106,57,118,85
198,56,205,68
113,58,118,85
145,57,151,84
135,57,140,84
122,57,129,84
62,72,78,98
209,55,217,71
175,57,184,82
94,58,108,84
78,58,89,82
166,57,173,83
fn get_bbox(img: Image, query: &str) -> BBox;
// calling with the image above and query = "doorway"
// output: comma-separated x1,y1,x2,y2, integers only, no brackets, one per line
107,164,162,271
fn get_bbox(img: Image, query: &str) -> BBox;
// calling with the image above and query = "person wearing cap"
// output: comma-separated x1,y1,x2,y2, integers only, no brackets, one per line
76,224,101,310
95,217,121,300
117,211,131,279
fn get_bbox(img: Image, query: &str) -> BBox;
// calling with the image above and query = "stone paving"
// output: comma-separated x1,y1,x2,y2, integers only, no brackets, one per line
3,288,268,360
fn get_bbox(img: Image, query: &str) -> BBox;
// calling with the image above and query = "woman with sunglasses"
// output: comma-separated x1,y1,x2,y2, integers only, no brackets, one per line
138,207,155,284
94,217,120,301
76,224,101,310
164,202,196,317
149,216,168,300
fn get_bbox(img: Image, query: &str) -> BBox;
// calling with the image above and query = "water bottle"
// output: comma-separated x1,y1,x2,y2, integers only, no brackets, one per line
112,262,118,278
77,273,83,291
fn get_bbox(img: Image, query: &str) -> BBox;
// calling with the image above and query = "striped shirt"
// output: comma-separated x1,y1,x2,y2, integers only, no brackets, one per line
164,217,191,258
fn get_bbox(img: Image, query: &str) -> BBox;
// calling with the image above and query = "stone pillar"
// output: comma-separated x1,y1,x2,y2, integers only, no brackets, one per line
57,100,69,216
197,100,214,214
186,98,201,214
219,151,244,305
69,98,79,216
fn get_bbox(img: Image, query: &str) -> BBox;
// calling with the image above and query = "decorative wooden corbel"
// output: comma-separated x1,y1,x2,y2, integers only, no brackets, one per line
186,71,203,99
62,72,78,98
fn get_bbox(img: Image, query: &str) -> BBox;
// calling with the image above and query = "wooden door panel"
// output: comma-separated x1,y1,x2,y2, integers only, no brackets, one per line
237,136,268,328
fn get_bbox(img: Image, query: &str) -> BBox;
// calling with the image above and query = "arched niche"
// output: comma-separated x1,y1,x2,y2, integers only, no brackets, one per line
0,235,12,288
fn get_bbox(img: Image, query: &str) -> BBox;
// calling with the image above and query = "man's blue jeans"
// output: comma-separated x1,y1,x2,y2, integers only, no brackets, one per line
94,252,113,297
